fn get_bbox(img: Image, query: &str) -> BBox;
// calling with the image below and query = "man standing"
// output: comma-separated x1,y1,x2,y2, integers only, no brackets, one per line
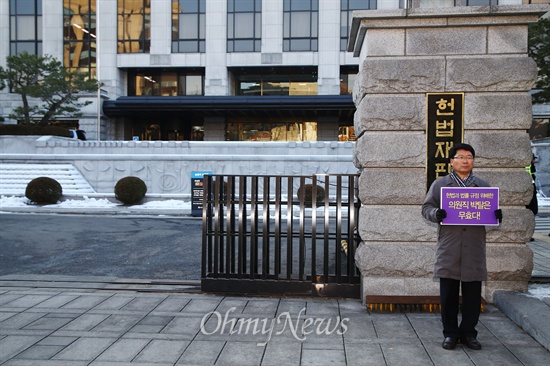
422,143,502,351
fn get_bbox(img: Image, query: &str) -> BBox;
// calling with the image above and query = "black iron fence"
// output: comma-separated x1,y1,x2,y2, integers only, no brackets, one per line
201,174,361,298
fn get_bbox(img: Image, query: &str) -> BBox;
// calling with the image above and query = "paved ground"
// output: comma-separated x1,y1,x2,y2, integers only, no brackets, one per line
0,207,549,365
0,214,202,280
0,281,549,366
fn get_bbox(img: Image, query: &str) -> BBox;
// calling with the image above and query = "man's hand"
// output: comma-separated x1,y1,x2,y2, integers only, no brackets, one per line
436,209,447,222
494,209,503,224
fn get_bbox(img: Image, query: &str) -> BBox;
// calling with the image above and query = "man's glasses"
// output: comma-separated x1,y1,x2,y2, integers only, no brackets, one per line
453,156,474,161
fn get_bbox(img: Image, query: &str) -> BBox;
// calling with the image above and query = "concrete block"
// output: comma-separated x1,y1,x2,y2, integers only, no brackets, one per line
345,344,386,365
488,25,528,54
16,344,66,360
464,93,533,130
53,337,116,361
406,27,486,55
446,56,538,92
3,294,53,309
359,205,436,242
262,342,304,366
355,242,435,278
215,341,266,365
176,340,226,365
34,295,79,309
23,316,73,331
133,339,189,364
493,290,550,349
357,168,426,205
61,295,110,310
0,312,47,330
120,296,167,312
475,169,533,206
0,335,44,364
366,28,405,56
96,338,150,362
446,14,545,27
357,57,445,94
92,314,143,334
301,349,346,364
354,131,425,168
354,94,425,136
486,244,533,281
360,276,439,298
486,208,535,243
465,131,532,168
60,314,110,332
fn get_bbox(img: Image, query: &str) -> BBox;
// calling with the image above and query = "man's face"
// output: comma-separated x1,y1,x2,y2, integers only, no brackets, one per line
450,149,474,177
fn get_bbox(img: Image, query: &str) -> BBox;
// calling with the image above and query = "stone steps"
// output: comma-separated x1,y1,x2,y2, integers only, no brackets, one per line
0,163,95,195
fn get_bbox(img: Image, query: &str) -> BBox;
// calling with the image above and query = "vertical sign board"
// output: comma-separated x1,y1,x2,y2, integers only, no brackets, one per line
426,93,464,191
191,171,212,217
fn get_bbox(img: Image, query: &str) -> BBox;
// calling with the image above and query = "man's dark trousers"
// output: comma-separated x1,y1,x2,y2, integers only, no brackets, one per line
440,278,482,338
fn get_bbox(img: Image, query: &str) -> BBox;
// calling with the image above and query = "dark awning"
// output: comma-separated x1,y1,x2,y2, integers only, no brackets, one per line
103,95,355,120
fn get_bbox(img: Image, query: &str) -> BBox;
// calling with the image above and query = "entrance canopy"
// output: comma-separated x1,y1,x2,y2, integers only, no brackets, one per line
103,95,355,120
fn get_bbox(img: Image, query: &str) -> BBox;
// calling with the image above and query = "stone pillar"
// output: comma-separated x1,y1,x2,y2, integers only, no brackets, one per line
350,4,549,304
203,116,226,141
317,116,339,141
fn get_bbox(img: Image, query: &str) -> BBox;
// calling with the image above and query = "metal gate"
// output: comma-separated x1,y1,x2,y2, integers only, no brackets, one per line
201,174,361,298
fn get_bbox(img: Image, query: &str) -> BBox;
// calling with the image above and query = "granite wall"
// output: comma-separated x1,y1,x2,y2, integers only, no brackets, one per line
350,5,549,303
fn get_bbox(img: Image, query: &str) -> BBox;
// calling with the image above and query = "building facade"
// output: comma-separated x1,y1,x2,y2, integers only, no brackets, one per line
0,0,547,142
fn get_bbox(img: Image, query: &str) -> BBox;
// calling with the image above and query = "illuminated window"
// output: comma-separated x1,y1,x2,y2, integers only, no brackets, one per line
283,0,318,52
128,69,204,96
226,121,318,142
227,0,261,52
63,0,96,78
172,0,205,53
10,0,42,55
340,0,376,51
233,67,318,96
340,66,358,95
118,0,150,53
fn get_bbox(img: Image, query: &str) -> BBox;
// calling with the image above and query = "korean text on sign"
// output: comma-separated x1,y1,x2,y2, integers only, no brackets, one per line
440,187,499,226
426,93,464,191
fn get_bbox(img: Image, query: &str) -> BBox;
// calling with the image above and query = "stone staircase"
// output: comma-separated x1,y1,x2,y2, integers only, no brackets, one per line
0,163,95,195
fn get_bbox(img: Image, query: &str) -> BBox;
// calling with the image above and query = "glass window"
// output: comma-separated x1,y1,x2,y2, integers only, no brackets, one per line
9,0,42,55
129,69,204,96
17,16,36,40
227,0,261,53
233,67,318,96
283,0,318,52
185,75,204,95
118,0,151,53
340,0,376,51
172,0,205,53
226,121,318,142
340,65,358,95
64,0,97,78
160,73,178,96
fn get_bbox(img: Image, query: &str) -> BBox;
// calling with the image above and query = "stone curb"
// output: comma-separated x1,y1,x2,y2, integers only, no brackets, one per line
493,290,550,351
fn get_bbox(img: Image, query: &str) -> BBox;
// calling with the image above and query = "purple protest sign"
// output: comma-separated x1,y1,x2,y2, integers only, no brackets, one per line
440,187,499,226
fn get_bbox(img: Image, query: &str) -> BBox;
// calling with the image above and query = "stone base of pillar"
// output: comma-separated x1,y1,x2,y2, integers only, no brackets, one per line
355,241,534,304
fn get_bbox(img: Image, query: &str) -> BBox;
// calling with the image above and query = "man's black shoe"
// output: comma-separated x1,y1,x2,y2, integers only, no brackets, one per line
460,337,482,350
442,337,458,350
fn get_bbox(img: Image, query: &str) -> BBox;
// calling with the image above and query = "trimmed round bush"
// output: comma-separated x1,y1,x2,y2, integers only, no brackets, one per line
297,184,325,207
115,176,147,205
25,177,63,204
